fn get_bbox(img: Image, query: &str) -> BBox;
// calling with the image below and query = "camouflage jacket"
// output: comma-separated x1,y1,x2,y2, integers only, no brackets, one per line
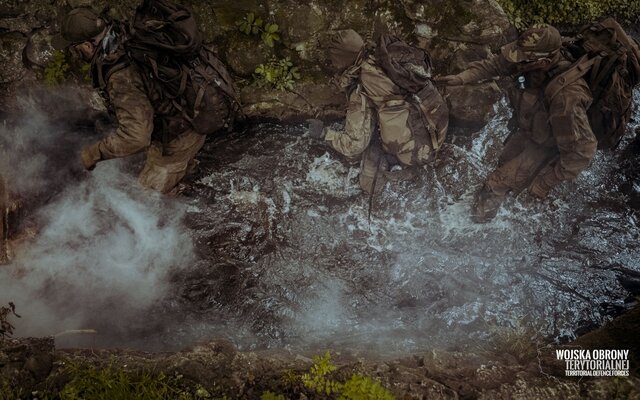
91,65,156,160
461,52,597,186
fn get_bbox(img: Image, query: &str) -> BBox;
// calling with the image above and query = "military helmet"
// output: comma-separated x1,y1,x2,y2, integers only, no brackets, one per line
501,25,562,63
327,29,365,71
54,8,106,48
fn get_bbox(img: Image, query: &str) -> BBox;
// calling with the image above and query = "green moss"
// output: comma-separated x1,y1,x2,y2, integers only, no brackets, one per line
44,50,70,86
497,0,640,29
260,391,286,400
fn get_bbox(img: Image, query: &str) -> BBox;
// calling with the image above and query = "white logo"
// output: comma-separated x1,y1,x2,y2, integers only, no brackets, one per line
556,349,630,377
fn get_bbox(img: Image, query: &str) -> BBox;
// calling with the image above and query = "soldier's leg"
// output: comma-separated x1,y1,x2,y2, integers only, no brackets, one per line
497,130,529,166
359,140,389,194
487,140,557,196
138,130,206,194
472,133,555,222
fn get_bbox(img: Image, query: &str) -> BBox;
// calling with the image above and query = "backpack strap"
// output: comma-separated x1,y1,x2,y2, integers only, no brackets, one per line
544,55,595,103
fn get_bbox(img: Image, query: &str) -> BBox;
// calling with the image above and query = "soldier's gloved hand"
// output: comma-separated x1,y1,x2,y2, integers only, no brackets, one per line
307,118,325,140
80,143,102,171
434,74,465,86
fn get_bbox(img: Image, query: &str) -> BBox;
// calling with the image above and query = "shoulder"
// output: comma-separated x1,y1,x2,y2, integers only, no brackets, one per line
554,77,592,104
107,64,147,95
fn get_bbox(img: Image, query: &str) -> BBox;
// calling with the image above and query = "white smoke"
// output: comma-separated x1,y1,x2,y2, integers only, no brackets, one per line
0,87,194,347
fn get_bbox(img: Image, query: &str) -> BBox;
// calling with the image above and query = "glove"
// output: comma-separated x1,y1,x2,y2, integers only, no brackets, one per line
80,143,102,171
434,74,465,86
307,118,325,140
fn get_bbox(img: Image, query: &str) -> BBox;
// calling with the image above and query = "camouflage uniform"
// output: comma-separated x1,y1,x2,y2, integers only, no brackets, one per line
439,25,597,221
60,8,228,194
81,64,207,193
325,30,445,194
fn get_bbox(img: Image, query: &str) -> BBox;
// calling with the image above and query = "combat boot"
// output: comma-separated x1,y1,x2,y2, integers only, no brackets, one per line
359,144,388,194
471,184,505,223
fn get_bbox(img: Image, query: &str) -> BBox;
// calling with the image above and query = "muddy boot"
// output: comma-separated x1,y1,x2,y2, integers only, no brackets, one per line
359,144,388,194
471,184,505,223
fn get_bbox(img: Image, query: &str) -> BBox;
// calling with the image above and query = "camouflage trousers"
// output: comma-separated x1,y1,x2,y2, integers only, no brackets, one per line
486,131,559,196
138,129,206,194
487,131,597,195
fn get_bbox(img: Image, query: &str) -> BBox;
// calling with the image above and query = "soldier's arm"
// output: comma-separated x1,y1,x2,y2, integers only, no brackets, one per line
325,87,376,159
436,54,516,85
81,66,154,168
529,82,598,197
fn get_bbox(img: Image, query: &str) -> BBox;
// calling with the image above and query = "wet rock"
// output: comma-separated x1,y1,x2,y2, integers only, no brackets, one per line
274,3,327,45
442,82,503,128
24,27,56,69
225,34,273,77
240,81,345,121
0,32,27,85
0,337,54,389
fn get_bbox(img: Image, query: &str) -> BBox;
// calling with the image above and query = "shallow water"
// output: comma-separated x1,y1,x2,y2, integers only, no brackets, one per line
2,89,639,354
163,92,640,353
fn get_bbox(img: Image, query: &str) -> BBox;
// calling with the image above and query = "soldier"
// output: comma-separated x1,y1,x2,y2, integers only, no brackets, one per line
437,25,597,222
56,5,236,194
313,30,448,194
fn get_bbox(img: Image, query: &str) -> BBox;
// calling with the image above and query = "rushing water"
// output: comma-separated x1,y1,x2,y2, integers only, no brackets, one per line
2,89,639,354
156,91,640,353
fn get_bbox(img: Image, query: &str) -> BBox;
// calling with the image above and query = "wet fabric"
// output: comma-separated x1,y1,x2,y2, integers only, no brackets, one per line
463,52,597,197
90,65,207,193
327,29,365,71
327,54,446,193
138,128,206,193
501,25,562,63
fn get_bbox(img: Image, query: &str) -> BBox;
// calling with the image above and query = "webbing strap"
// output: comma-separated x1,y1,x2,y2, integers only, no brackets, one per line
592,52,620,100
544,55,596,102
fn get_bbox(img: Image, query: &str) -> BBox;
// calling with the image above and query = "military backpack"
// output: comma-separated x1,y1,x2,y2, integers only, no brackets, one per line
93,0,240,138
545,17,640,150
372,34,449,164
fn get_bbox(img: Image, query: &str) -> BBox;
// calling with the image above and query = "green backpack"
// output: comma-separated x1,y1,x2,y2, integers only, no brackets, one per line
546,17,640,150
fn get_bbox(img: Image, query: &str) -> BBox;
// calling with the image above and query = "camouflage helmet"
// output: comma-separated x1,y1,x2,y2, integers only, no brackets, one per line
501,25,562,63
327,29,365,71
54,8,106,48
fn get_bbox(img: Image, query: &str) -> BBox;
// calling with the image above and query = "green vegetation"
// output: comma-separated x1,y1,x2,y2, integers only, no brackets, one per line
81,63,92,82
340,374,396,400
0,302,20,338
301,351,342,396
261,23,281,48
254,57,301,91
497,0,640,30
301,351,395,400
59,362,195,400
44,50,71,86
236,12,281,48
260,391,286,400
